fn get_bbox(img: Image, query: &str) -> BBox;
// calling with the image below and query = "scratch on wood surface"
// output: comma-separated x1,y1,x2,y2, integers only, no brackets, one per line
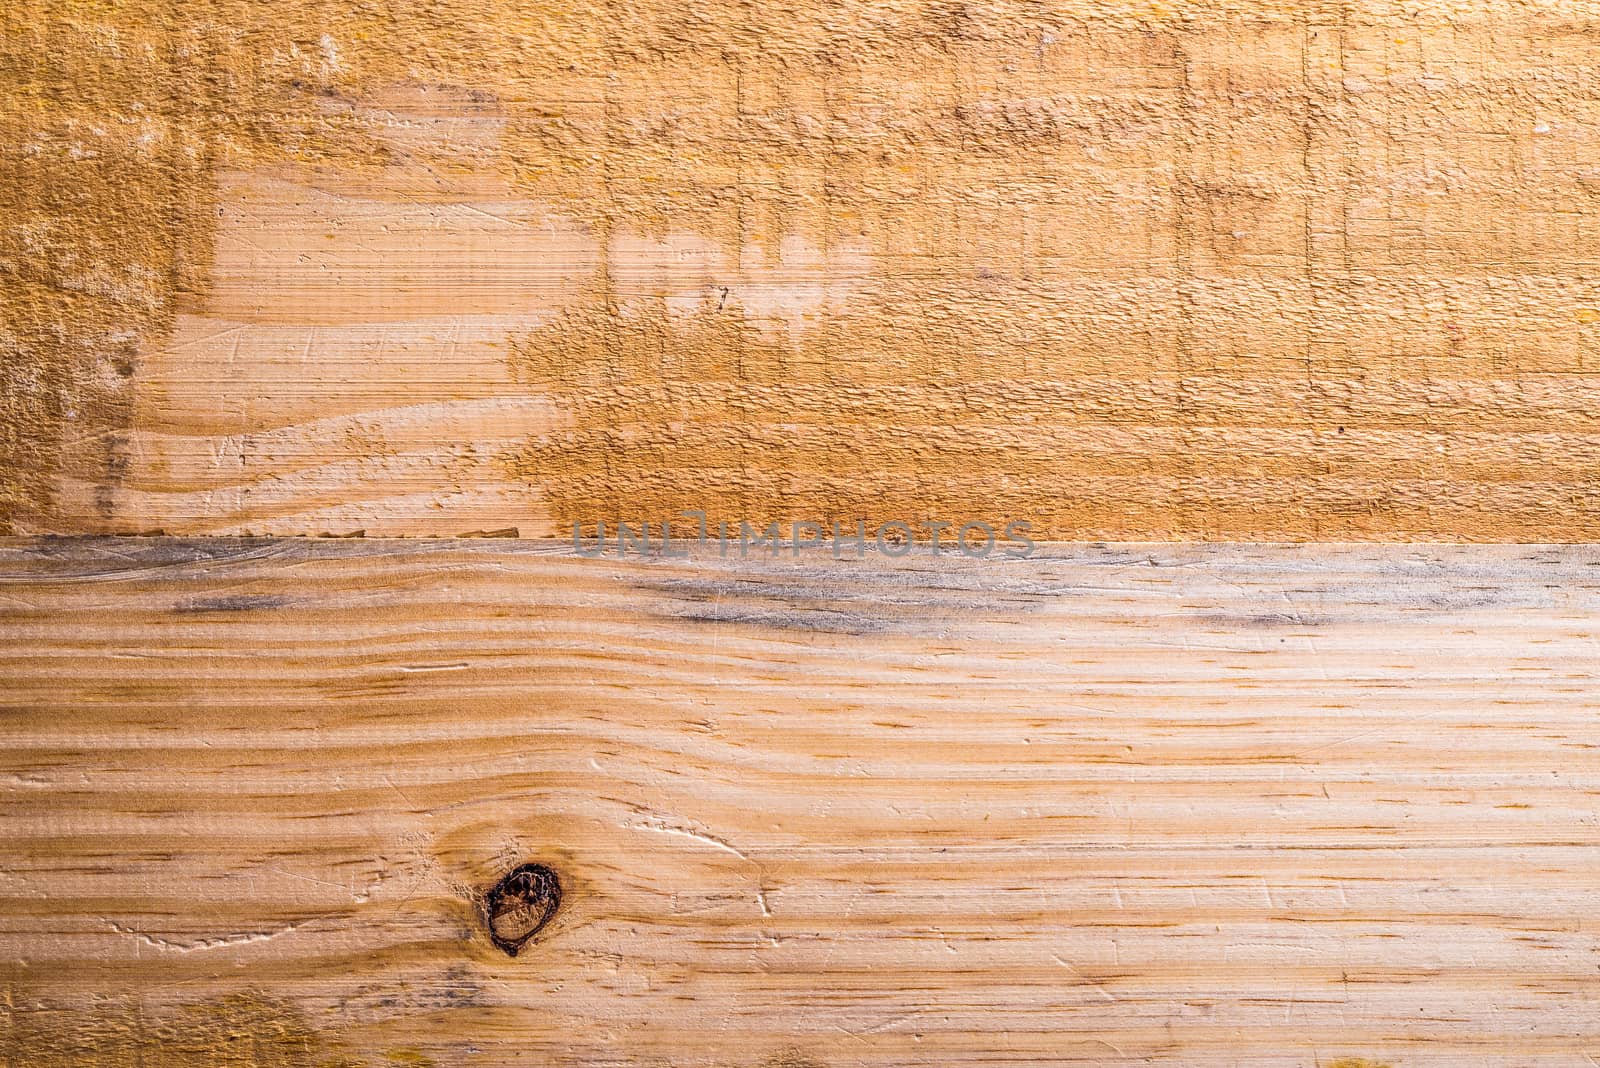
105,919,312,955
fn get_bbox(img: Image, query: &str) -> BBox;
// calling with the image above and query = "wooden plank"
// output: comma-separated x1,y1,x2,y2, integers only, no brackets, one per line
2,538,1597,1066
11,3,1600,539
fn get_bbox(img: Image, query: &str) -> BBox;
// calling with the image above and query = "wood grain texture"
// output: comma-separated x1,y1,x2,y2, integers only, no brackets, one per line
2,538,1598,1066
12,2,1600,538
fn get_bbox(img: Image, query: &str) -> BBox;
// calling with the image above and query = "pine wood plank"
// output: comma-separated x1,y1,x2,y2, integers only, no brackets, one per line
2,539,1597,1066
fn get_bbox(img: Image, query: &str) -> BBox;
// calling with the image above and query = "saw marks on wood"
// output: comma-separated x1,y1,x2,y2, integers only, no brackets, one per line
11,2,1600,538
2,539,1598,1065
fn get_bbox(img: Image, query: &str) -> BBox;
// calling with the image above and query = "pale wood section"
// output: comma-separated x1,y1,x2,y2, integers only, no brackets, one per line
48,83,591,538
2,539,1598,1066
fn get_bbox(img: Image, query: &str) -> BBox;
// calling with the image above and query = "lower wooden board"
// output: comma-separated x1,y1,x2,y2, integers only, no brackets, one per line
1,539,1598,1066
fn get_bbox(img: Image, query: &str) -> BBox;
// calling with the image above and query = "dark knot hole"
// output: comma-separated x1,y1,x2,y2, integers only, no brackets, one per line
484,862,562,957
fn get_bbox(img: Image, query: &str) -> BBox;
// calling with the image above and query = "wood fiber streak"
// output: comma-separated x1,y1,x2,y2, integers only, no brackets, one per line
1,539,1598,1065
10,3,1600,537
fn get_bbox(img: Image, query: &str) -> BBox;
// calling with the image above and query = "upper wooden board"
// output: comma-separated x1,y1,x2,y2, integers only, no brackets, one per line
9,1,1600,538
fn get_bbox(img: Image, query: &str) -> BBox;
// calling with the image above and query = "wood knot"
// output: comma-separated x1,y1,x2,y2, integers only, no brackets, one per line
483,862,562,957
